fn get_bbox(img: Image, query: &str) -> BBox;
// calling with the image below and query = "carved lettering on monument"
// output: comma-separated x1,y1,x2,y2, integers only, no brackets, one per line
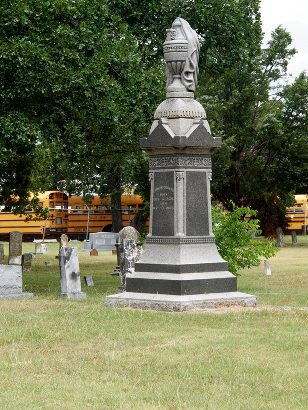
153,186,174,211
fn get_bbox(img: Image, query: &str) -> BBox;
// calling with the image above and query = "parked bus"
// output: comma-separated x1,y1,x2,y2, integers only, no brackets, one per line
285,194,308,234
0,191,144,240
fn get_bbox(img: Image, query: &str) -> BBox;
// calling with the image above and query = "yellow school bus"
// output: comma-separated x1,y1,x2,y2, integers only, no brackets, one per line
285,194,308,233
0,191,144,240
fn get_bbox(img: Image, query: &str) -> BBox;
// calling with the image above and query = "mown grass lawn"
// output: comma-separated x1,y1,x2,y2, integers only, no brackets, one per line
0,238,307,409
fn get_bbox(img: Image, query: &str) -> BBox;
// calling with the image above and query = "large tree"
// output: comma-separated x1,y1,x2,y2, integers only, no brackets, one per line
0,0,163,227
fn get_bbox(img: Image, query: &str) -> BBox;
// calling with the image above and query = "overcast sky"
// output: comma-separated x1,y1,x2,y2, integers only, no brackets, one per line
261,0,308,80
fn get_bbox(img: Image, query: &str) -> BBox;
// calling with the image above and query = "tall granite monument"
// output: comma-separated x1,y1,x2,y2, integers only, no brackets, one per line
106,18,256,310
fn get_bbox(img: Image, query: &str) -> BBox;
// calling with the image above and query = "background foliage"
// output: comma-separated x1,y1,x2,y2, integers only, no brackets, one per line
0,0,307,234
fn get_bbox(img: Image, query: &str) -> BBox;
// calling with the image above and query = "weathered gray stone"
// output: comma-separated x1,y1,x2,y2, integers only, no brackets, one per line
35,242,48,254
0,244,5,264
118,227,140,292
118,226,140,242
0,265,33,299
84,275,94,287
276,227,284,247
9,231,22,265
291,231,297,245
22,253,33,272
106,292,257,311
107,17,256,310
59,247,86,298
60,234,69,248
85,232,118,251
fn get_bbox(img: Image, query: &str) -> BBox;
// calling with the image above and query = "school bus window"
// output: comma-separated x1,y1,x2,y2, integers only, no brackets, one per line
55,202,62,209
56,217,62,225
63,203,68,209
50,201,54,208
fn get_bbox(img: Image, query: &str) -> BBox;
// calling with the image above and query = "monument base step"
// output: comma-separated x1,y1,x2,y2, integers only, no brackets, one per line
106,291,257,311
60,292,86,299
0,292,33,300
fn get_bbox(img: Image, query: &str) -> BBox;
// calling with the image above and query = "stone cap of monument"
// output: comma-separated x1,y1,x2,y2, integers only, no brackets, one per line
140,119,221,151
139,18,222,153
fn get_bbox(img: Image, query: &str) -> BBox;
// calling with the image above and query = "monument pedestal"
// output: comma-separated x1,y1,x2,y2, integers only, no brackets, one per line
106,292,256,311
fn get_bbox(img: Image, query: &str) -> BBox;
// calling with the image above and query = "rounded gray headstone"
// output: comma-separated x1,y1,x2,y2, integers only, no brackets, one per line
118,226,139,241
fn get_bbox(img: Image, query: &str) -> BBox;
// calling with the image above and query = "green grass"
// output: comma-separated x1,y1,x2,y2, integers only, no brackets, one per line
0,238,307,409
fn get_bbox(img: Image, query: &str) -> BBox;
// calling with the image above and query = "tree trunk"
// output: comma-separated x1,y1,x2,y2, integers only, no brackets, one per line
111,189,122,233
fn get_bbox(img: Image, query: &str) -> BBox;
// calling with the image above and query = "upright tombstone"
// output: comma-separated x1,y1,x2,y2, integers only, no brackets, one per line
276,227,284,247
264,260,272,276
22,253,33,273
85,232,119,251
90,248,98,257
291,231,297,246
35,242,48,254
59,247,86,298
106,18,256,310
0,244,5,264
118,226,140,292
9,231,22,265
0,264,33,300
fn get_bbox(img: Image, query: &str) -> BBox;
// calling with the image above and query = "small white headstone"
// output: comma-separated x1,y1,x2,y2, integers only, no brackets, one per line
35,242,48,254
264,260,272,276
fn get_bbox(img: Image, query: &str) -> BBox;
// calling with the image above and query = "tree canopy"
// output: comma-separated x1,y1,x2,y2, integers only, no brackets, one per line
1,0,307,234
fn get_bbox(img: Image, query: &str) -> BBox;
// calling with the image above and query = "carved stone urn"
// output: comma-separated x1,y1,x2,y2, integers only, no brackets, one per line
163,22,188,93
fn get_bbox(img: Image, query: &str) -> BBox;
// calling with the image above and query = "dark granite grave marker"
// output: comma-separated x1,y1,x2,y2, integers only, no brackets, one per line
84,275,94,286
22,253,33,272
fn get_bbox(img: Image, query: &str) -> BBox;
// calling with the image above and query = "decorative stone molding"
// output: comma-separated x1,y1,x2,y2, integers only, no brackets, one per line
175,171,185,181
146,236,216,244
149,156,211,169
154,108,205,119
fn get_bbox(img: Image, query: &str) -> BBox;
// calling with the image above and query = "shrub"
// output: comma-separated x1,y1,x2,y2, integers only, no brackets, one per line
212,205,278,275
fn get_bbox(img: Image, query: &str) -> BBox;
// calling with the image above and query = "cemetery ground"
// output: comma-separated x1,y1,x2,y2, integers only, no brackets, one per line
0,239,307,410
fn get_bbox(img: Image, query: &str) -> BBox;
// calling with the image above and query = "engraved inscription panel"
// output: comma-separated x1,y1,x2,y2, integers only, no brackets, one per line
152,172,174,236
186,172,209,236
